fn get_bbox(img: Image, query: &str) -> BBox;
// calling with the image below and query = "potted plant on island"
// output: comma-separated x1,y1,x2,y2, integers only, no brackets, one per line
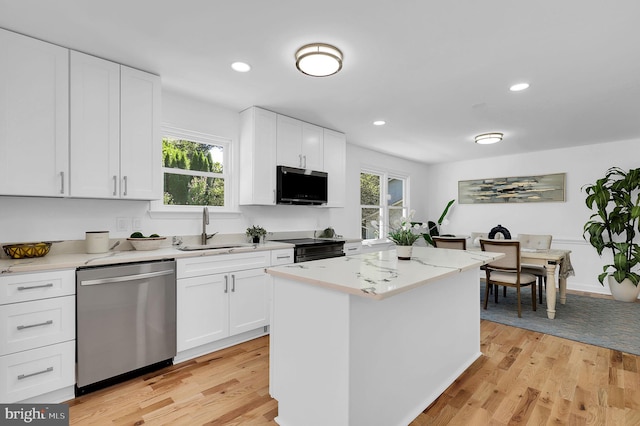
388,210,428,260
246,225,267,244
583,166,640,301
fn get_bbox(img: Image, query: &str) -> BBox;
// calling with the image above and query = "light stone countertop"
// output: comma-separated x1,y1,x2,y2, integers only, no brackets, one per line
266,246,504,300
0,241,294,274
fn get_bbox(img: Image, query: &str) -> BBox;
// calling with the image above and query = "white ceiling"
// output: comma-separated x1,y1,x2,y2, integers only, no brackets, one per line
1,0,639,164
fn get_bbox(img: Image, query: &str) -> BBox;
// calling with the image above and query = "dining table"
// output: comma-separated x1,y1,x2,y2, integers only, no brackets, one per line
472,247,574,319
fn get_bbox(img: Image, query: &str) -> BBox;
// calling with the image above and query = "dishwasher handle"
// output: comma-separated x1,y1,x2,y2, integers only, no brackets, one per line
80,269,174,286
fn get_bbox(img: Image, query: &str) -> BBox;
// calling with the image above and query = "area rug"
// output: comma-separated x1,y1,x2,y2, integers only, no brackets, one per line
479,282,640,356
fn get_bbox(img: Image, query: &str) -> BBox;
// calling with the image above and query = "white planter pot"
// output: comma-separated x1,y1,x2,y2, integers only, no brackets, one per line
607,275,640,302
396,245,413,260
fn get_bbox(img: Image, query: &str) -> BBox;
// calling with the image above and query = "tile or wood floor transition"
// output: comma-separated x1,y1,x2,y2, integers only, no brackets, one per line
68,319,640,425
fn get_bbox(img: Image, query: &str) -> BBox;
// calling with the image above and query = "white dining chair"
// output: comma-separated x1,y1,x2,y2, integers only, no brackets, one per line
517,234,552,303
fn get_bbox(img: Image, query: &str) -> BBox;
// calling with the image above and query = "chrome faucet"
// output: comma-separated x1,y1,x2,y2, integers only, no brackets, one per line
201,207,217,245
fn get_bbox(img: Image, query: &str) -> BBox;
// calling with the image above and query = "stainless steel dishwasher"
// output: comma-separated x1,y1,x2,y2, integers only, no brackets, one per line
76,260,176,395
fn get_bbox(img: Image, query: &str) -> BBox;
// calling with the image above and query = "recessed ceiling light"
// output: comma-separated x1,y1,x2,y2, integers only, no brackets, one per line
231,62,251,72
475,133,503,144
295,43,343,77
373,120,386,126
509,83,530,92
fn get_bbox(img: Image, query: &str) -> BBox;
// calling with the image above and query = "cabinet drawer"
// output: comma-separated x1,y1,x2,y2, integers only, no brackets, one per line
177,251,271,279
0,296,75,356
271,249,294,266
343,243,362,256
0,340,75,403
0,270,75,305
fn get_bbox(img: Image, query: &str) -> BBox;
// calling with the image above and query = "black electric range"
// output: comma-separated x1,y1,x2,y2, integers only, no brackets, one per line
273,238,345,263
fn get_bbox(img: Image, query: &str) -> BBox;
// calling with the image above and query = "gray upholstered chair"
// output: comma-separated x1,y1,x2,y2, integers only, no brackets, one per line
517,234,552,303
432,236,466,250
480,239,537,318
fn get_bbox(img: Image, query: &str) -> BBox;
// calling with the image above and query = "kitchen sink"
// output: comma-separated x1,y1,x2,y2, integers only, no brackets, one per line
177,243,256,251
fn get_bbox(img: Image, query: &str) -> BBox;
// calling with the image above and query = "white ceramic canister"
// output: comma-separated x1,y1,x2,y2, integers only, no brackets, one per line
85,231,110,254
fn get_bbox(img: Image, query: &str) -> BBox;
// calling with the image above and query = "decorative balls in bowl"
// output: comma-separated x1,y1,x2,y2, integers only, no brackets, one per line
127,233,166,251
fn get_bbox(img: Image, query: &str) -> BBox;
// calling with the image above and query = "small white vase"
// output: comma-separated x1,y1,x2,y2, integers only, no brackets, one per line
607,275,640,302
396,245,413,260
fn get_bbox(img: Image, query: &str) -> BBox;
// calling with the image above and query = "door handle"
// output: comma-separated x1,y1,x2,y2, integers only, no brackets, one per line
80,270,173,286
123,176,128,196
231,274,236,292
224,275,228,293
113,175,117,196
60,171,65,194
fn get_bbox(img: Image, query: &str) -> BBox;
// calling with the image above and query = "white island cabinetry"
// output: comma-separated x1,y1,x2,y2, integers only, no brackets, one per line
267,247,503,426
175,250,274,362
0,28,69,197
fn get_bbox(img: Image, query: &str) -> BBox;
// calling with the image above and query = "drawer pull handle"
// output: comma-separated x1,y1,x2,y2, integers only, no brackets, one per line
17,283,54,291
17,320,53,330
18,366,53,380
276,255,291,259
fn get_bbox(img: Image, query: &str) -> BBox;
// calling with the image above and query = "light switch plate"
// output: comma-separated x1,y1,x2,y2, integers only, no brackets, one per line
117,217,131,232
132,217,143,231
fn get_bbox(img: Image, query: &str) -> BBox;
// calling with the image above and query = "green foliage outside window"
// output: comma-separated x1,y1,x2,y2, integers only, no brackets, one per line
162,138,225,206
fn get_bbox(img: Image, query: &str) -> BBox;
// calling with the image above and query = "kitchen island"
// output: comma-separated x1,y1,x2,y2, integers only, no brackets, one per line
266,246,503,426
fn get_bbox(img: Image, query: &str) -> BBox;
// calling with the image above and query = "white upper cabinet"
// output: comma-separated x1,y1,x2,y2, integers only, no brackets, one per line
239,107,277,205
70,51,161,200
0,28,69,197
70,51,120,198
276,115,324,170
323,128,346,207
119,66,162,200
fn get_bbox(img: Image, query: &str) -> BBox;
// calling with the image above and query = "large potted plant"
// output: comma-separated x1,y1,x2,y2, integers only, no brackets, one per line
583,166,640,301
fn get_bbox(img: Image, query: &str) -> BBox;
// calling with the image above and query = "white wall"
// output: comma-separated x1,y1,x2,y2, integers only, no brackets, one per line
332,144,431,240
426,138,640,295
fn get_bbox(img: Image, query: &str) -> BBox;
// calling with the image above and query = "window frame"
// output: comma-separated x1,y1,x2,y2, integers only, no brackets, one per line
360,167,410,242
151,125,232,213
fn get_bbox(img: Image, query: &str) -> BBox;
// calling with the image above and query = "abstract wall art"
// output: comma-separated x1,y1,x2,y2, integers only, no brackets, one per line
458,172,565,204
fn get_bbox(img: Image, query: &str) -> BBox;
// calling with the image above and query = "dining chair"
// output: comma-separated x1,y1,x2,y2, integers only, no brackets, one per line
517,234,552,303
480,239,537,318
432,236,467,250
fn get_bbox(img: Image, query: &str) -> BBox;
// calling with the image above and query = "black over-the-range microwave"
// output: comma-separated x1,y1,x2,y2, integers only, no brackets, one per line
276,165,328,205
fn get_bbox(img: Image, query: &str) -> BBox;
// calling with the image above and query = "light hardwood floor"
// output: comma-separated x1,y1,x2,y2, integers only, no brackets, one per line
67,320,640,425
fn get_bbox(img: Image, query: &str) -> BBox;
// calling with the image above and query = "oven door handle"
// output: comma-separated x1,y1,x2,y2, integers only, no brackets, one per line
80,270,174,286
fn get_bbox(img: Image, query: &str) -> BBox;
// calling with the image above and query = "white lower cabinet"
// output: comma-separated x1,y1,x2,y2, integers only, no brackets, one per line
176,252,271,353
0,270,75,403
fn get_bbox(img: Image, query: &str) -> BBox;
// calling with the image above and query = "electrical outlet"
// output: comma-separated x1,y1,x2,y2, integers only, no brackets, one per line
132,217,143,231
117,217,131,232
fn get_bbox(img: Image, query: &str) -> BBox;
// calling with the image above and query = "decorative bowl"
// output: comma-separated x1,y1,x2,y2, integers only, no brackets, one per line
3,242,52,259
127,237,166,251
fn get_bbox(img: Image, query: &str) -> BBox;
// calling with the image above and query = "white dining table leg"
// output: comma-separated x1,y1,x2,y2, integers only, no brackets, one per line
545,262,558,319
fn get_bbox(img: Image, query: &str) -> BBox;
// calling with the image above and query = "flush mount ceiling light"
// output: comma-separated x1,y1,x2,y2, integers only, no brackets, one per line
295,43,343,77
373,120,386,126
475,133,503,145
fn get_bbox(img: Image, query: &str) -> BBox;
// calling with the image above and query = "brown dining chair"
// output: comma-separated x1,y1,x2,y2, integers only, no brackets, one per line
480,239,537,318
432,236,466,250
517,234,552,303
